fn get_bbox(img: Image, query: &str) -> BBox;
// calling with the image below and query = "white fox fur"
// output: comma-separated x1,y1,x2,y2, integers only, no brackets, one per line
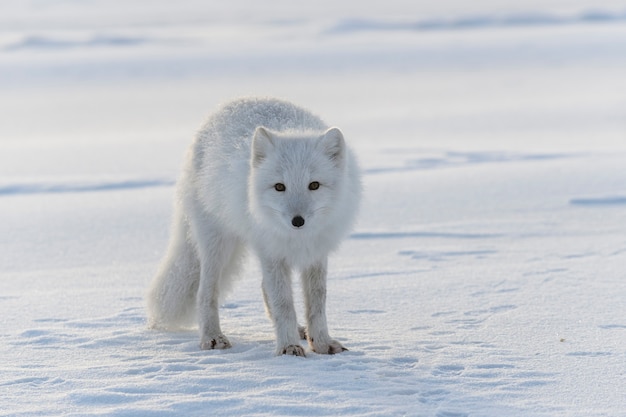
147,97,361,356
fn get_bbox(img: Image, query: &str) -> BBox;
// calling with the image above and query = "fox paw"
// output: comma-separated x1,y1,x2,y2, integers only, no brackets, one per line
310,339,348,355
280,344,306,357
200,334,232,350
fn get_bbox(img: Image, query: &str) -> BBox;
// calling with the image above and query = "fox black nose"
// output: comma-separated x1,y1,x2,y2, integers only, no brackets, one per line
292,215,305,228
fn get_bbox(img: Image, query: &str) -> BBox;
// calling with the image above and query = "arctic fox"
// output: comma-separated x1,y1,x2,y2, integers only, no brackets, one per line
147,97,361,356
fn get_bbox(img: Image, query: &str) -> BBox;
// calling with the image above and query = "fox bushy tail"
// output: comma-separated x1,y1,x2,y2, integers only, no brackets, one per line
147,210,200,330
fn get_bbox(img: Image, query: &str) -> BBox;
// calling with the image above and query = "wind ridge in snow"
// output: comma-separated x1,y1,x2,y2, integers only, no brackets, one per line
351,230,504,240
0,178,175,196
3,34,153,52
570,196,626,206
326,9,626,34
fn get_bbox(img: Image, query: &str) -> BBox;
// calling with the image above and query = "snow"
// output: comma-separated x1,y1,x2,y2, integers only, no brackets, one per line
1,1,625,416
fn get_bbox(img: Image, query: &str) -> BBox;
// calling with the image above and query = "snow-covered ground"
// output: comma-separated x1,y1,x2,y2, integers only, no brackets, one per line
1,1,625,416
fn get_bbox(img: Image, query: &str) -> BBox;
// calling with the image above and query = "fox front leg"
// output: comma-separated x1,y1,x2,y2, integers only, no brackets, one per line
301,260,347,354
261,258,305,356
197,264,232,350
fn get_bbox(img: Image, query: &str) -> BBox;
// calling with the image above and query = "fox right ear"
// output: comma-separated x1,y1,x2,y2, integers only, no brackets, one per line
252,126,274,167
320,127,346,168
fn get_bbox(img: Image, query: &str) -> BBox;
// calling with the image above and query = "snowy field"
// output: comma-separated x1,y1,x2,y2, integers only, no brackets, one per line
1,1,626,416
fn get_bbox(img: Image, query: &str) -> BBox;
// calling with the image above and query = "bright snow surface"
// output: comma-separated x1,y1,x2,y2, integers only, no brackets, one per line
1,1,625,416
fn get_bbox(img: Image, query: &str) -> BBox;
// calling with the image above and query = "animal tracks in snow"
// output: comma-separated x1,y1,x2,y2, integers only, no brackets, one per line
5,296,555,416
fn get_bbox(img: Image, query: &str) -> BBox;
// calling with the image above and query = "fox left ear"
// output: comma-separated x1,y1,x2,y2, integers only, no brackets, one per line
320,127,345,168
252,126,274,167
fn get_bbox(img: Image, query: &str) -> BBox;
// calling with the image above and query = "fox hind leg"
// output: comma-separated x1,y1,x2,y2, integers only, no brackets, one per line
189,206,244,350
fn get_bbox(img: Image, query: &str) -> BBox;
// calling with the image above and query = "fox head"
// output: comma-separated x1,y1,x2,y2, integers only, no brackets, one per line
248,126,346,234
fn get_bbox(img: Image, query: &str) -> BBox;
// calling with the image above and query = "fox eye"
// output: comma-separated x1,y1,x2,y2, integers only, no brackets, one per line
308,181,320,190
274,183,286,192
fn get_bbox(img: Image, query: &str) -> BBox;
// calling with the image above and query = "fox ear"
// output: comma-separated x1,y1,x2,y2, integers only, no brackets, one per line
320,127,345,167
252,126,274,167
